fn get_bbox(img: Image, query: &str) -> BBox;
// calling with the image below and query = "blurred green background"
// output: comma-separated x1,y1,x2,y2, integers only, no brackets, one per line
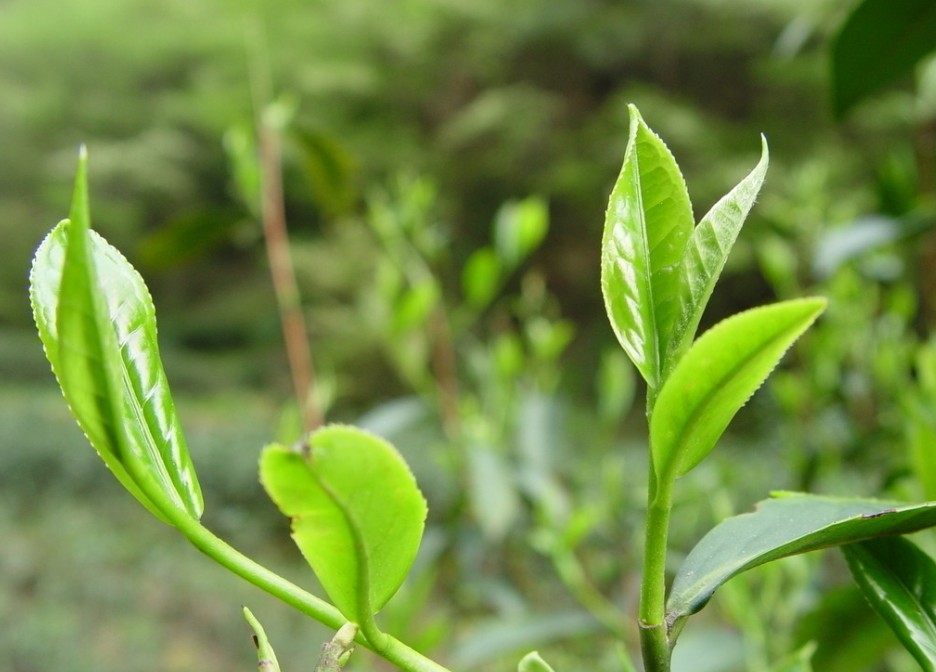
4,0,936,670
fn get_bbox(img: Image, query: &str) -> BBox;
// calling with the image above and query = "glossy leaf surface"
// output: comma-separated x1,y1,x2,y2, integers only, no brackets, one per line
667,493,936,630
831,0,936,118
30,150,203,522
601,104,693,390
651,298,825,480
260,425,427,622
843,536,936,669
664,137,769,373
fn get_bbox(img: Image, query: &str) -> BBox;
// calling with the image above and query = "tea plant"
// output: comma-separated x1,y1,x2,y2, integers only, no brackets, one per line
30,107,936,671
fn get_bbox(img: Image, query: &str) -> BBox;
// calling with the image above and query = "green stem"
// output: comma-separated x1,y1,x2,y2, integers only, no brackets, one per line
167,511,453,672
639,469,674,672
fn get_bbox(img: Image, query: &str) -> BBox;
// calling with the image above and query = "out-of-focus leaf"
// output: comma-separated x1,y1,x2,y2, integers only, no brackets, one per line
518,651,557,672
667,493,936,633
665,137,768,373
30,149,203,524
290,126,357,218
468,443,520,541
650,298,825,480
494,196,549,269
462,247,502,309
393,280,440,334
597,348,636,424
260,425,427,622
223,122,262,216
138,207,240,269
449,611,600,669
843,536,936,669
831,0,936,118
601,104,693,390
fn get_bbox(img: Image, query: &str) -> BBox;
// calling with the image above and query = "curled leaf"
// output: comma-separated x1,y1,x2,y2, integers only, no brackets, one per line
30,149,203,523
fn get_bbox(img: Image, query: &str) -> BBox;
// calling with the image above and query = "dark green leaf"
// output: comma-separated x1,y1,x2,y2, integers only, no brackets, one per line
667,493,936,632
601,104,693,390
843,536,936,669
832,0,936,118
664,137,769,373
260,425,427,622
30,149,203,523
651,298,825,480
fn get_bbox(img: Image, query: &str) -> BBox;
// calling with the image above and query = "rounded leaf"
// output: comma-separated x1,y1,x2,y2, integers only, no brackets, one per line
260,425,427,622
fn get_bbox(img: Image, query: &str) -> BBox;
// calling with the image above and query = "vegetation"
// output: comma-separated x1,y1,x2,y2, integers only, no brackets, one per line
7,0,936,670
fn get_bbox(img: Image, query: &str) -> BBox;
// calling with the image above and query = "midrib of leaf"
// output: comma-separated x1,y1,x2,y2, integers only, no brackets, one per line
318,473,375,621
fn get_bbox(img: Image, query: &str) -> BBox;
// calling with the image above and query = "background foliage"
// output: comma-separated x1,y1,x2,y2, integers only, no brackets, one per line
4,0,936,670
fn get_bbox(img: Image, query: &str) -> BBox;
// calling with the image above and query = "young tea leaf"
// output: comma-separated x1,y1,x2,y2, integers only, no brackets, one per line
664,137,769,374
601,104,693,390
29,149,203,523
667,493,936,634
260,425,427,623
651,298,825,481
843,537,936,669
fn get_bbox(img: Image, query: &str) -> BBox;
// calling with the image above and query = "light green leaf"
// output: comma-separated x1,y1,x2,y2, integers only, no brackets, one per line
667,493,936,632
664,137,769,374
601,104,693,390
260,425,427,623
494,196,549,270
831,0,936,118
462,247,502,309
843,536,936,669
243,607,282,672
518,651,557,672
29,149,203,523
651,298,825,480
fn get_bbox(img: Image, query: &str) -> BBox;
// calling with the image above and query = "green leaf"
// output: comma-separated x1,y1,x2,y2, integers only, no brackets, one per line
260,425,427,623
29,149,203,523
843,536,936,669
494,196,549,270
831,0,936,118
651,298,825,480
664,137,769,373
667,493,936,631
601,104,693,390
462,247,502,309
518,651,557,672
243,607,282,672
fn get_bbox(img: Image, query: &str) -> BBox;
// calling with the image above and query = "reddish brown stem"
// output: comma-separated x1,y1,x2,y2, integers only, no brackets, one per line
258,116,322,432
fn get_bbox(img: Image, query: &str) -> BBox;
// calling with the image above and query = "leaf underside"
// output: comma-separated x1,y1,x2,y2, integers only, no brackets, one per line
667,493,936,632
832,0,936,118
843,537,936,669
